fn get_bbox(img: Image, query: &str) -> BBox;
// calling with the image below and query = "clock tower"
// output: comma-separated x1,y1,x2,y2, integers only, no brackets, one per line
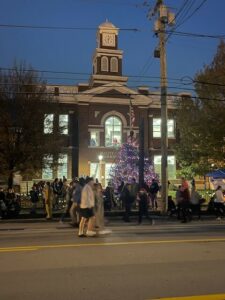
90,20,128,87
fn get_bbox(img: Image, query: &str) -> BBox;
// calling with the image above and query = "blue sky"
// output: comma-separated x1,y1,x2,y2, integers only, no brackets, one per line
0,0,224,93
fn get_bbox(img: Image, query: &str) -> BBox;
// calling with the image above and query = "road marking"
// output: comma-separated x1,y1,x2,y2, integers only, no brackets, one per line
150,294,225,300
0,248,38,253
1,237,225,253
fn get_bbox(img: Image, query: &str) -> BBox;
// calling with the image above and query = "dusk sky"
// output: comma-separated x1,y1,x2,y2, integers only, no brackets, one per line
0,0,224,93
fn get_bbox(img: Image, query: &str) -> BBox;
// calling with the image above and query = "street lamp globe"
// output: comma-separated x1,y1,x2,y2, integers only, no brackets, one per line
98,154,103,161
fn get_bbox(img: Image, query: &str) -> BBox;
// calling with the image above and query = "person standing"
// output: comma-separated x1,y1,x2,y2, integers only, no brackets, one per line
149,179,159,210
30,184,39,214
78,177,96,237
180,178,191,223
129,178,139,205
104,182,116,210
0,188,6,219
137,187,150,224
59,181,73,223
190,185,202,219
122,183,131,222
70,179,82,227
43,182,53,220
214,186,225,220
175,185,183,219
52,178,60,209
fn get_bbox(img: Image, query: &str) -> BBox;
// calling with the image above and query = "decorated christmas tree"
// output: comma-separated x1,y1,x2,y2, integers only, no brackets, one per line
109,131,159,189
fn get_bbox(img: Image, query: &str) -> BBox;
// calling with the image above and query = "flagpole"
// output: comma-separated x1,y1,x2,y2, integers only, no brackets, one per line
129,98,132,131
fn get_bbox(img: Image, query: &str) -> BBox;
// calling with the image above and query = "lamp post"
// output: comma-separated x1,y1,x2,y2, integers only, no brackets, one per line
98,155,103,185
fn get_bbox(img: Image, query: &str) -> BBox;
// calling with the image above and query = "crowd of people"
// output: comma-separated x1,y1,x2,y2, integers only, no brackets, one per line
168,177,225,222
1,175,225,226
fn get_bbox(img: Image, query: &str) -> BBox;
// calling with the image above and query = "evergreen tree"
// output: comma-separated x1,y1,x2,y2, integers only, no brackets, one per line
109,134,158,188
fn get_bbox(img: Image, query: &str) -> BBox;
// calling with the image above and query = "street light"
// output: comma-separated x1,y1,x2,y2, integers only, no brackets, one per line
98,155,103,161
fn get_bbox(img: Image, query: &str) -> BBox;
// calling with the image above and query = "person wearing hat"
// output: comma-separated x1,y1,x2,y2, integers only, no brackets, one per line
78,177,96,237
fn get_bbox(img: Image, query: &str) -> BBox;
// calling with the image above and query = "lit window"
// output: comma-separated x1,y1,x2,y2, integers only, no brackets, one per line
110,57,118,72
42,155,53,179
44,114,54,134
153,118,161,138
105,116,122,147
90,130,100,147
58,154,68,179
59,114,69,135
101,56,109,72
153,118,175,138
105,163,114,187
168,119,175,138
90,163,100,181
154,155,176,179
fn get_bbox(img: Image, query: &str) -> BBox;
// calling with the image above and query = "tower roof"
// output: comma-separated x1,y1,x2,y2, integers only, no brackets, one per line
99,20,116,29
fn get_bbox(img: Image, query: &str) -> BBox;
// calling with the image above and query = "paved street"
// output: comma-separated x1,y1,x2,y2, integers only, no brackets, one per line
1,219,225,300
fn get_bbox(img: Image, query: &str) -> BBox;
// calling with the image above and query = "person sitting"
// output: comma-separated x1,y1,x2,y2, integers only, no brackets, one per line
167,195,176,217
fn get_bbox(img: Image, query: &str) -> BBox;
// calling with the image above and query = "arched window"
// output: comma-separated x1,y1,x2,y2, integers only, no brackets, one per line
110,57,118,72
101,56,109,72
105,116,122,147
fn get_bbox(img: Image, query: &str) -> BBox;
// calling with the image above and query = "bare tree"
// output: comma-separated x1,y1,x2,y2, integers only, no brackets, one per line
0,63,64,188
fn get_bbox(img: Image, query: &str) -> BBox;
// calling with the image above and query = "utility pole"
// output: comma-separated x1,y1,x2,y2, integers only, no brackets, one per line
151,0,175,213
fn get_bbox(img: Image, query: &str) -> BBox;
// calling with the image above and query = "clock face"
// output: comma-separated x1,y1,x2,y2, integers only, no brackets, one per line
102,33,115,46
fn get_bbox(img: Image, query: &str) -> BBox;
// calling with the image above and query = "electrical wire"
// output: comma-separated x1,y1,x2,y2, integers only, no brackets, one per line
166,0,208,42
175,0,208,30
0,90,224,103
164,30,225,39
1,67,224,88
0,23,139,32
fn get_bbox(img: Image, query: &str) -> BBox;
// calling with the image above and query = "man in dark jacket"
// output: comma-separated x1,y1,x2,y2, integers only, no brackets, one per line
149,179,159,210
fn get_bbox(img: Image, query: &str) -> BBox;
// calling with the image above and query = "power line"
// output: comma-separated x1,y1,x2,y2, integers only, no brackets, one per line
165,30,225,39
1,67,224,87
1,90,224,102
175,0,208,29
0,67,183,82
166,0,196,41
166,0,208,42
0,23,139,32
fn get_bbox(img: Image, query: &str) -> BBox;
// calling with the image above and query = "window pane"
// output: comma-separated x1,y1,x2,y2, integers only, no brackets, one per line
90,131,100,147
59,114,69,135
105,116,122,147
44,114,54,134
101,56,108,72
153,118,175,138
90,163,100,180
111,57,118,73
153,118,161,138
105,163,115,187
154,155,176,179
58,154,68,178
42,155,53,179
168,119,175,138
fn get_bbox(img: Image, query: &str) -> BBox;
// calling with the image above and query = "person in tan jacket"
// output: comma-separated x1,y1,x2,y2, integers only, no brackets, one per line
43,182,53,220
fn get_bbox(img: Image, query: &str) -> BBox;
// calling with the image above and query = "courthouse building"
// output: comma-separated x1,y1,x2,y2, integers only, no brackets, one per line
39,21,183,187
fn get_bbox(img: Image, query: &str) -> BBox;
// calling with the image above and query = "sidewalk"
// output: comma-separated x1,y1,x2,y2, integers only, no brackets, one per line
0,208,218,225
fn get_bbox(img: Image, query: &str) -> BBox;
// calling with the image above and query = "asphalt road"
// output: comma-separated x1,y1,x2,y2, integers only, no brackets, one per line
0,219,225,300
